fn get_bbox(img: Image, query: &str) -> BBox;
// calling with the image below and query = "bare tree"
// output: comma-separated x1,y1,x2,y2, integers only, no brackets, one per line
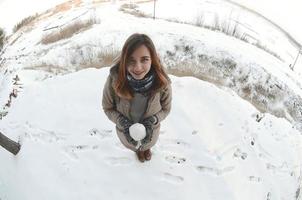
0,132,21,155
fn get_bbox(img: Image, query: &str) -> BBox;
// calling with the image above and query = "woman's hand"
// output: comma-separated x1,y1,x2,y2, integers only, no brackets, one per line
140,115,158,145
117,115,137,146
118,115,133,131
141,115,158,129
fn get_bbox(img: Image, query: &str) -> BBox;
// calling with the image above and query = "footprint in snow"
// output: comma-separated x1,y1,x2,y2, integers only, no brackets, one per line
248,176,262,183
233,148,248,160
63,144,99,160
165,155,187,164
218,122,224,126
104,157,133,166
160,138,191,149
23,128,67,143
196,165,235,176
88,128,112,139
162,172,184,184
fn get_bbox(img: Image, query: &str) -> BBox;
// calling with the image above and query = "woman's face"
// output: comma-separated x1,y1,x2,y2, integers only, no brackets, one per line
127,44,152,80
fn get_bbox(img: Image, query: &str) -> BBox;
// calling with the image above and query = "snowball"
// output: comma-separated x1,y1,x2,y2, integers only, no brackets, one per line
129,123,146,141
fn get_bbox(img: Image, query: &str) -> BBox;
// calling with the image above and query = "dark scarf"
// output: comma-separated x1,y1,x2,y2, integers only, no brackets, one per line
127,70,155,93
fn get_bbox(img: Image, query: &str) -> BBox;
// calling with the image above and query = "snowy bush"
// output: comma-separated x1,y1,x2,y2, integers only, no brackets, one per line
13,13,39,33
120,3,138,10
27,44,120,73
0,27,5,50
119,3,148,18
194,13,247,43
163,40,302,131
72,45,120,69
41,18,97,44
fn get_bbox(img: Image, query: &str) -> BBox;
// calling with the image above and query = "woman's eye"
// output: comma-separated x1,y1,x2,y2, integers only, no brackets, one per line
142,58,149,62
129,60,135,65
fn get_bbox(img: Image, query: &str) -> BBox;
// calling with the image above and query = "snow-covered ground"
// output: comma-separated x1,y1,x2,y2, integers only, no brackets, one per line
1,1,302,200
1,67,301,200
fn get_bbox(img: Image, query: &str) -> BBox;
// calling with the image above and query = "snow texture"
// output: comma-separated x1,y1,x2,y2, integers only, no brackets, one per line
129,123,146,141
0,1,302,200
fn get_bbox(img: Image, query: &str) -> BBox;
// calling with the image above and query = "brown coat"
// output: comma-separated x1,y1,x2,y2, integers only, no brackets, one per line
102,66,172,151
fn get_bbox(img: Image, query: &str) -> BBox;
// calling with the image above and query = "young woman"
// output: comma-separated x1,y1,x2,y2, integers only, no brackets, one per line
102,33,172,162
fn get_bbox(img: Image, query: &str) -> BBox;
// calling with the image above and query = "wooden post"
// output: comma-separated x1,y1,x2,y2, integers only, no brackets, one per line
292,47,301,71
153,0,156,20
0,131,21,155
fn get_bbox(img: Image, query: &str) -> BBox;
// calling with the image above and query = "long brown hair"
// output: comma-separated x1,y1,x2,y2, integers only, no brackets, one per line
113,33,169,99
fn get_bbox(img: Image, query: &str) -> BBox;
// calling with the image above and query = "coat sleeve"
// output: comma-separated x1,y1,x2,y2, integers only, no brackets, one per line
155,83,172,122
102,75,121,124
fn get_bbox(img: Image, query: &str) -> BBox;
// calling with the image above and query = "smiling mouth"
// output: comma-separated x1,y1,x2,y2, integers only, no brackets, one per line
134,72,144,76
